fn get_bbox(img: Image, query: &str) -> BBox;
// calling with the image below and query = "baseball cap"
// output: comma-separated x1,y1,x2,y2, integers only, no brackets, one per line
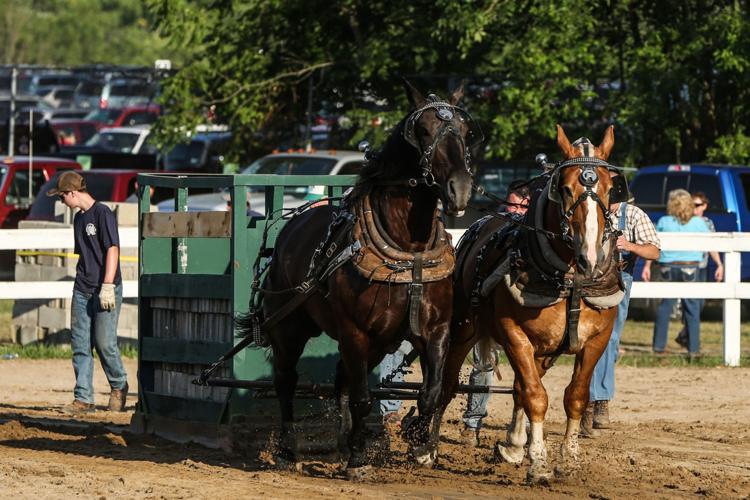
46,171,86,196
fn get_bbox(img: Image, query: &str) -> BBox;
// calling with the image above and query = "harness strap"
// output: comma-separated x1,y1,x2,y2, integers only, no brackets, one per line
409,252,424,337
565,279,584,352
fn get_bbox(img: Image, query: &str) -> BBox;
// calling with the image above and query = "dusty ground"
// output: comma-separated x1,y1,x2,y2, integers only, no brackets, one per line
0,358,748,499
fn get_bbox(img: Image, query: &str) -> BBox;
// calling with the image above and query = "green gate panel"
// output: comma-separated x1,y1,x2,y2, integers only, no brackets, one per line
137,173,359,427
140,274,232,299
141,338,233,364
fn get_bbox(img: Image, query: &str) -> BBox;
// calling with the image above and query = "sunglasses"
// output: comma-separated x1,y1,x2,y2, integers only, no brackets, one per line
57,192,69,201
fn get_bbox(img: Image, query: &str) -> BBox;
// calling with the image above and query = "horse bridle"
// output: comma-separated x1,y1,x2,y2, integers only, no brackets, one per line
546,156,618,247
402,95,483,186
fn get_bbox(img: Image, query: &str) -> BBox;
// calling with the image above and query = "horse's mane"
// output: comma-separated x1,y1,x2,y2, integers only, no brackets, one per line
348,118,420,203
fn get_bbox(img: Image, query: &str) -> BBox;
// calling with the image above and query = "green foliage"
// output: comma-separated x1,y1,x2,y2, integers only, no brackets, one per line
707,128,750,165
0,0,184,67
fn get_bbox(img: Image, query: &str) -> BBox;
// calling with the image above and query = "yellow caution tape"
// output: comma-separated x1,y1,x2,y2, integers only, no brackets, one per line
16,250,138,263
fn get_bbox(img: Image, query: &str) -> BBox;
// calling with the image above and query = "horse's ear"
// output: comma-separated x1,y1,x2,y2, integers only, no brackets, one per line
448,80,466,105
402,78,426,108
556,124,577,159
598,125,615,160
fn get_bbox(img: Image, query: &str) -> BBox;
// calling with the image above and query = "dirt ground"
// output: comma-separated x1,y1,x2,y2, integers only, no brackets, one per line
0,358,748,499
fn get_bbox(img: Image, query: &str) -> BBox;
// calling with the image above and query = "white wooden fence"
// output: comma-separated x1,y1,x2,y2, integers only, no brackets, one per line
1,228,747,366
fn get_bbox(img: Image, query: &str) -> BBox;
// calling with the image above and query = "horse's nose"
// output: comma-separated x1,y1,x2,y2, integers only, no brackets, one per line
446,171,472,211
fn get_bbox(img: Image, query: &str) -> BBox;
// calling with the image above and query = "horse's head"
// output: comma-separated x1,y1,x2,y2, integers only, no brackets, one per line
548,124,616,278
402,80,483,216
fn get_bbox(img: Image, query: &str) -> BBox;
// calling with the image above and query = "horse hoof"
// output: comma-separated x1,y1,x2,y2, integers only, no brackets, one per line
553,462,579,478
494,442,525,464
345,465,373,482
412,447,437,468
526,463,552,485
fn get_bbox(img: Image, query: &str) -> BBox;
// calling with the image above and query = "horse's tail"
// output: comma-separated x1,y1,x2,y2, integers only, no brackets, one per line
235,311,256,339
476,335,503,382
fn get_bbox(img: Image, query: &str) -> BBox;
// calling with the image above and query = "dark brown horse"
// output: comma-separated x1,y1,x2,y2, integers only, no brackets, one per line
239,81,480,477
412,125,620,483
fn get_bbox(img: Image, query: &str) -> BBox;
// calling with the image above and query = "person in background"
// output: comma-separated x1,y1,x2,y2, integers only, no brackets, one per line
47,171,129,415
581,171,660,437
378,341,412,428
646,189,710,359
460,180,531,446
675,191,723,349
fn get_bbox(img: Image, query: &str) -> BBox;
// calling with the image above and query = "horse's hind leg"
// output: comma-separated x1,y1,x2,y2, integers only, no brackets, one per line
269,317,313,462
334,360,352,456
558,332,609,474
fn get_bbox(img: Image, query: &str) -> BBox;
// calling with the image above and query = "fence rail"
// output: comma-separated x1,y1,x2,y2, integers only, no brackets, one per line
1,228,747,366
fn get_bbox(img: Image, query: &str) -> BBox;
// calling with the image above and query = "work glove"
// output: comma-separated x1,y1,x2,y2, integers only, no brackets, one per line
99,283,116,311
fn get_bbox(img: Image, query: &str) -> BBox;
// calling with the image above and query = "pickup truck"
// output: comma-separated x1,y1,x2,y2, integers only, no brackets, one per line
629,163,750,316
27,169,142,222
0,156,81,228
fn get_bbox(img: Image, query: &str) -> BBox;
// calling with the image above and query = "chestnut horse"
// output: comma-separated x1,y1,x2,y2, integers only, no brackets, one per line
238,81,481,478
413,125,619,482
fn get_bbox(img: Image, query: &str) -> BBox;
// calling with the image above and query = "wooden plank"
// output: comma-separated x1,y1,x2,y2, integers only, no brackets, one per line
143,211,231,238
141,337,233,365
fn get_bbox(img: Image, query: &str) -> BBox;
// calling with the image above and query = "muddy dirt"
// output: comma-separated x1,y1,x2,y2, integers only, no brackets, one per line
0,358,748,499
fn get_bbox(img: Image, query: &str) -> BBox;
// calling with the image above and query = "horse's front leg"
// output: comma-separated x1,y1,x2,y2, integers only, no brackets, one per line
502,334,551,484
407,321,450,467
558,328,610,475
338,323,374,480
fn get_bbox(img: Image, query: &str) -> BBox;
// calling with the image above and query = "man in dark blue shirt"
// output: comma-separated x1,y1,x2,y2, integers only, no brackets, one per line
47,171,128,414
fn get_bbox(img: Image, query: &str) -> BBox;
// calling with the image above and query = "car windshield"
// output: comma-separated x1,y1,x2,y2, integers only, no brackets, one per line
111,83,150,97
243,156,337,176
85,108,122,124
86,131,141,152
164,141,205,170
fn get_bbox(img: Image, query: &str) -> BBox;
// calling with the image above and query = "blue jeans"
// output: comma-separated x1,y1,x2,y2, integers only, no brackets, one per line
71,284,128,404
378,341,411,414
462,343,495,429
653,265,701,354
590,272,633,402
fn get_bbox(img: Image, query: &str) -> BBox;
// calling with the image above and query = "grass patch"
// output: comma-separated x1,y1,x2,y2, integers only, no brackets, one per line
0,342,138,360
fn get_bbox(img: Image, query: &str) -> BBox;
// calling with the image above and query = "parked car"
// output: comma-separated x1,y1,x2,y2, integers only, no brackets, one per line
28,107,90,122
34,86,76,108
99,79,155,109
0,95,41,123
84,104,160,130
162,131,233,173
27,169,141,222
28,73,81,95
157,149,366,213
84,126,153,154
50,119,99,147
0,156,81,228
629,163,750,316
443,160,539,228
73,80,104,109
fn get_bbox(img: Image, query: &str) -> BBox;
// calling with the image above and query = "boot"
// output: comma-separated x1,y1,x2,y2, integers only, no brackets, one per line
579,403,599,438
108,383,128,412
459,426,480,447
592,400,610,429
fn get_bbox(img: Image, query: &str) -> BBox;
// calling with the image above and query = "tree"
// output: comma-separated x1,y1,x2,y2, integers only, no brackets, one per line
147,0,750,166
